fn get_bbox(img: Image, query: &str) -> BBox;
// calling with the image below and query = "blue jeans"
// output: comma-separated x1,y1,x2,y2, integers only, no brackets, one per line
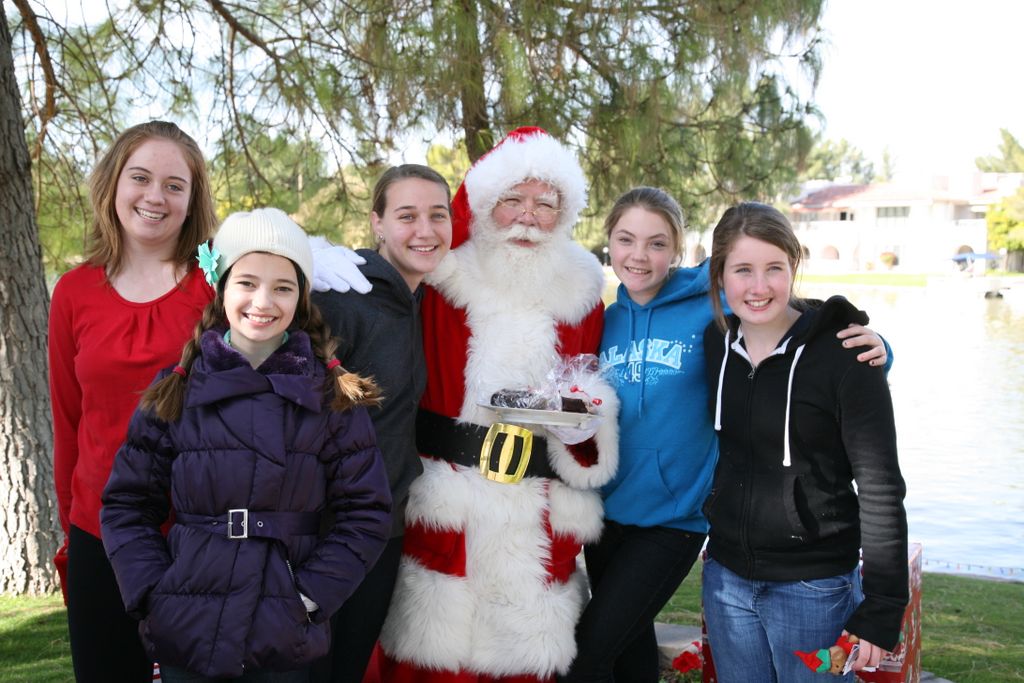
560,521,706,682
702,557,863,683
160,665,309,682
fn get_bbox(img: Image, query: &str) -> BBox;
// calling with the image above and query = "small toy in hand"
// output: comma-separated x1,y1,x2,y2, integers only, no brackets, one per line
794,634,859,675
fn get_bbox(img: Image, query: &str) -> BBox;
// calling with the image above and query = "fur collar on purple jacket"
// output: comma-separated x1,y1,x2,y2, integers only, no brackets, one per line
186,329,326,412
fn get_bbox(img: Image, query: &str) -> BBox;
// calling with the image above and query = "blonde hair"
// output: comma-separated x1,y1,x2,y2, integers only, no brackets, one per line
86,121,218,278
140,264,380,421
603,187,686,262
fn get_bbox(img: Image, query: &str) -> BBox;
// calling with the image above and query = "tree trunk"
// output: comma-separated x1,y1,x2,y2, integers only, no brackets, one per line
1008,249,1024,273
455,0,493,162
0,2,60,594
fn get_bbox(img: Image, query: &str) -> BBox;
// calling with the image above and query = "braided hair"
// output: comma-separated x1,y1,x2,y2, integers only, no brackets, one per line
140,264,380,422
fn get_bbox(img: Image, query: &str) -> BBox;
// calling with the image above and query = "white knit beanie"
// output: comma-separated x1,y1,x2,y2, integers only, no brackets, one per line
212,208,313,285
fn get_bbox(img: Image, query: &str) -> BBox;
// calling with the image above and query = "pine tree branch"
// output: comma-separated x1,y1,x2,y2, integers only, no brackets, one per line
10,0,55,160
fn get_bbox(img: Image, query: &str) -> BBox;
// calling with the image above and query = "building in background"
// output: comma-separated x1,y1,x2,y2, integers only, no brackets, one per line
685,173,1023,274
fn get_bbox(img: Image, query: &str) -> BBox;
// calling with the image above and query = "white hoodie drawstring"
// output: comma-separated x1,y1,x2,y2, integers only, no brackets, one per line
782,344,806,467
714,329,730,431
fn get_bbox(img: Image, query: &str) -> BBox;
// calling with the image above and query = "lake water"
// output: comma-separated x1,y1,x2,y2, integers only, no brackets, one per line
799,280,1024,581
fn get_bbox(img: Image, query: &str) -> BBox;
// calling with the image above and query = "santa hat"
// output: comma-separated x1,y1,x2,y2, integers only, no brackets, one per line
450,126,588,248
835,635,857,656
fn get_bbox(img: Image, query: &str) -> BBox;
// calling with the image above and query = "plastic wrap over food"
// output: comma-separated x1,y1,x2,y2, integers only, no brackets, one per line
483,354,610,443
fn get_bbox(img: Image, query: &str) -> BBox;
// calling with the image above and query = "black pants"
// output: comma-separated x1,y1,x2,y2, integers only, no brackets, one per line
309,535,404,683
560,521,706,683
67,525,152,682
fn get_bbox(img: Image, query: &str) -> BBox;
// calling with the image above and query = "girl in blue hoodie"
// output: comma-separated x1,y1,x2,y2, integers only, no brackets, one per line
562,188,888,682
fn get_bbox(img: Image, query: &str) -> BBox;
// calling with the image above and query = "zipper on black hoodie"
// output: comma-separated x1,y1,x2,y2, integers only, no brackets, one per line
740,357,760,576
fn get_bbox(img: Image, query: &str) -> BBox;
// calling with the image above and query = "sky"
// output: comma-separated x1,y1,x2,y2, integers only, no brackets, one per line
17,0,1022,182
811,0,1024,182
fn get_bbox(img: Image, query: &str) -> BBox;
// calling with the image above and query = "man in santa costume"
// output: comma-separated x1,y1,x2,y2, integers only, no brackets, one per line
373,127,619,682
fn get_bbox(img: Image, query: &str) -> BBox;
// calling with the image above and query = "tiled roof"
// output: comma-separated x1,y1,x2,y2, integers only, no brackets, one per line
790,184,868,212
844,183,966,205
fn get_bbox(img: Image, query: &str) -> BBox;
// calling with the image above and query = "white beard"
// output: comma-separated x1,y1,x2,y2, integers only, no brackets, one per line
496,221,554,247
470,215,574,306
427,206,605,341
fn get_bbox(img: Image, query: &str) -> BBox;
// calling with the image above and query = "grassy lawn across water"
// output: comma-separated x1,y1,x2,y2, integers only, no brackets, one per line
2,570,1021,682
656,566,1023,683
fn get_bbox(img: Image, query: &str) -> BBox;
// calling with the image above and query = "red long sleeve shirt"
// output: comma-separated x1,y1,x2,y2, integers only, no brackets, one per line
48,264,212,549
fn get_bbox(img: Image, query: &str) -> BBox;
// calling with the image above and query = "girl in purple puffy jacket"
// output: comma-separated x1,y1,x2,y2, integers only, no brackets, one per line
101,207,392,682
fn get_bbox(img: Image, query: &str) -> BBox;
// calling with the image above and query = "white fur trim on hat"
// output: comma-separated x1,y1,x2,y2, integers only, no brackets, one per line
213,207,313,285
464,129,587,236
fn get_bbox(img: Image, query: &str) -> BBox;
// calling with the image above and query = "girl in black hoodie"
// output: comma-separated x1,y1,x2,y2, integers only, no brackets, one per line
702,203,908,682
311,165,453,683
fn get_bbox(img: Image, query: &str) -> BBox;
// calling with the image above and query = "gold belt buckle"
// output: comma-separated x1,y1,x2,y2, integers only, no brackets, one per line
480,423,533,484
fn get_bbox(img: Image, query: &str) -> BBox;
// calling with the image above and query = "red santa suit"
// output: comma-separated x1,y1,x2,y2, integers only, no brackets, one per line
373,128,619,682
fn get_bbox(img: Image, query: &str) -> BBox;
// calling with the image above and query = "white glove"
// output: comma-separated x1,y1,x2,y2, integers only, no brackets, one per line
546,418,602,445
308,235,372,294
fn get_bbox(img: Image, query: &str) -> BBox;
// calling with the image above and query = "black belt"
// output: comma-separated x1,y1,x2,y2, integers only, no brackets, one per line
416,409,559,481
176,510,320,540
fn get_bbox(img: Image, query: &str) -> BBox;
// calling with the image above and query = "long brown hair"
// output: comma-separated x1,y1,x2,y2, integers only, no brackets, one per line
140,262,380,422
86,121,218,278
708,202,804,332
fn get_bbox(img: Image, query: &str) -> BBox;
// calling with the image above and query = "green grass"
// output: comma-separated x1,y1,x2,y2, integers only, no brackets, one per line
3,571,1021,683
0,594,71,683
917,573,1024,682
655,567,1024,683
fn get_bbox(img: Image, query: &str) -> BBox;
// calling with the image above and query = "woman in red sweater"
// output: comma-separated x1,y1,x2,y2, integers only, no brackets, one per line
48,121,219,681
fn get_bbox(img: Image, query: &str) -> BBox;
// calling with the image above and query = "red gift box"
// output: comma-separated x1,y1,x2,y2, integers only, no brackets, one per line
856,543,923,682
702,544,924,683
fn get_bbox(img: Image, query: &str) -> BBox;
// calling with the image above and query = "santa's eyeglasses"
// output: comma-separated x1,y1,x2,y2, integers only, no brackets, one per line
495,197,561,223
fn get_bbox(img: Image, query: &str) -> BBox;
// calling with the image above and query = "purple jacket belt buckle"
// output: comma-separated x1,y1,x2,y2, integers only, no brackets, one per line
176,509,320,540
227,508,248,539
